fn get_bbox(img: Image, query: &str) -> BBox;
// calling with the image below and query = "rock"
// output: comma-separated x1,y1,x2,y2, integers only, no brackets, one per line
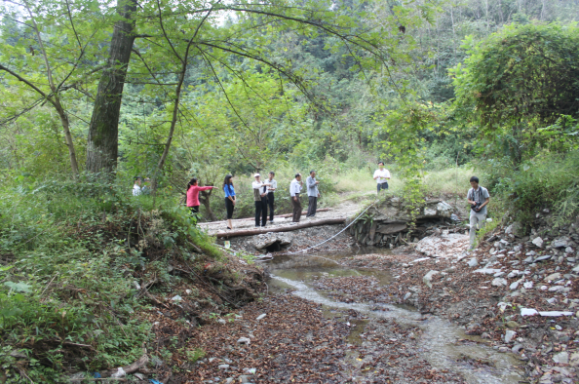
218,319,226,325
505,330,517,343
553,237,572,249
171,295,183,301
422,200,454,218
523,281,534,289
423,270,439,289
416,234,470,258
467,258,478,267
545,273,562,282
565,247,574,254
506,321,520,329
498,347,509,353
474,268,502,275
523,256,534,264
494,271,506,277
510,281,521,290
532,237,544,248
243,368,257,375
573,264,579,273
237,337,251,345
451,213,460,222
570,352,579,367
111,367,126,378
512,344,524,353
535,255,552,262
218,364,230,370
403,292,412,300
506,222,524,237
256,314,267,321
251,233,293,251
553,352,569,365
492,278,507,287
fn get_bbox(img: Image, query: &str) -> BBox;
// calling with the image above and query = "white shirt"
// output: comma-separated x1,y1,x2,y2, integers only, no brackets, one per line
252,181,268,196
290,179,302,197
132,184,142,196
267,179,277,193
373,168,391,184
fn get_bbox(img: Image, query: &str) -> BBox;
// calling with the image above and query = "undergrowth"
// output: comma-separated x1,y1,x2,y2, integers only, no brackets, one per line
0,178,237,383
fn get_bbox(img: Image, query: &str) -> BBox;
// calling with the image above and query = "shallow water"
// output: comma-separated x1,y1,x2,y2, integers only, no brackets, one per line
267,252,525,384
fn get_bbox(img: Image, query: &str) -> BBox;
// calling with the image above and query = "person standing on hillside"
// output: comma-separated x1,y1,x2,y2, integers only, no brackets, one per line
373,161,391,194
467,176,490,249
133,176,143,196
223,174,236,230
290,173,303,223
252,174,271,228
267,171,278,224
306,170,321,219
186,178,214,215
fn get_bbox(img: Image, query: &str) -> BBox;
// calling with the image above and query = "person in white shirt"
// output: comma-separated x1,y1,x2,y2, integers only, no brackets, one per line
290,173,303,222
267,171,278,224
132,176,143,196
306,170,321,218
373,162,391,194
252,174,271,227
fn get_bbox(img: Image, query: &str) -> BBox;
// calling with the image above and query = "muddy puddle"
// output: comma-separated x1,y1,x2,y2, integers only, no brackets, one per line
265,251,525,384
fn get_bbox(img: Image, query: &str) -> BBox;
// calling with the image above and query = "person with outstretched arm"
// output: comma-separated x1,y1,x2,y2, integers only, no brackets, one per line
467,176,490,249
306,170,320,219
223,174,236,230
252,173,271,227
267,171,277,224
186,178,213,215
290,173,303,223
373,161,391,194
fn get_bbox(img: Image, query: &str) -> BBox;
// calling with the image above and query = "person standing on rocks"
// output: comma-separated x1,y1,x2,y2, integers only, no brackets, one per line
223,174,236,230
306,170,321,219
252,173,271,228
373,161,391,194
290,173,303,223
467,176,490,249
267,171,277,224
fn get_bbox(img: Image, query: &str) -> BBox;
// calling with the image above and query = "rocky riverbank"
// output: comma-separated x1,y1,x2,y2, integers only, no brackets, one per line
328,218,579,383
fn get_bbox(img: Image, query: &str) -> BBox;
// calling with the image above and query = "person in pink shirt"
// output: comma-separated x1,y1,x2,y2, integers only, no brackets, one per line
186,178,213,215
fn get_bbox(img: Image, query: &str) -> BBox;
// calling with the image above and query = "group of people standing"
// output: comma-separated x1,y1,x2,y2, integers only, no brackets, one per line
184,169,326,230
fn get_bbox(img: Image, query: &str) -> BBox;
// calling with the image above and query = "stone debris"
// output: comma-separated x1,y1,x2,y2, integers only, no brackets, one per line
415,234,470,258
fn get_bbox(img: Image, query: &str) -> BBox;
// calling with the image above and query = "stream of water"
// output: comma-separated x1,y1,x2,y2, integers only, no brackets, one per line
266,252,525,384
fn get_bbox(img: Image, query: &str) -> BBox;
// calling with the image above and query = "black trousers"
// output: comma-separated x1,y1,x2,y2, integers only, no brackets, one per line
255,199,268,227
291,197,302,222
307,196,317,217
267,192,275,221
190,206,199,214
225,198,235,219
377,182,389,192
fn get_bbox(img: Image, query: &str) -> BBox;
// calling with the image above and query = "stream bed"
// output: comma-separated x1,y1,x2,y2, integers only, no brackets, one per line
266,251,526,384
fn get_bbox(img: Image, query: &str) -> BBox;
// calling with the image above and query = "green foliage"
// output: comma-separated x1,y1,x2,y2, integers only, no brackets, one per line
485,150,579,222
452,23,579,161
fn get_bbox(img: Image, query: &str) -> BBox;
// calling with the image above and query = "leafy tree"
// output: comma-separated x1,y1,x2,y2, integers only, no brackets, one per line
451,23,579,161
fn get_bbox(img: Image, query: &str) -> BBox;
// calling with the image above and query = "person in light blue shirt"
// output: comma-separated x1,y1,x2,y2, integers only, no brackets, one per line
223,174,236,230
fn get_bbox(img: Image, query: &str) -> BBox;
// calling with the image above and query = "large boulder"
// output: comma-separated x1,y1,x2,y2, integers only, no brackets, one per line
416,233,470,258
251,233,293,251
422,200,454,219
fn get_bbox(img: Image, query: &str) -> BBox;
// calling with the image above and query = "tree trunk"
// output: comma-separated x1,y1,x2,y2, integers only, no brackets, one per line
199,191,217,221
214,218,346,239
86,0,137,176
54,98,80,176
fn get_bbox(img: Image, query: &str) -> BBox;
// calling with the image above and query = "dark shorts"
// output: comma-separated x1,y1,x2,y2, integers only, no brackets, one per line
377,182,389,192
190,206,199,214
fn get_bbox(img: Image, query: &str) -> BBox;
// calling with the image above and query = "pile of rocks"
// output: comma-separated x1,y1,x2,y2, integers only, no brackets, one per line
350,197,467,248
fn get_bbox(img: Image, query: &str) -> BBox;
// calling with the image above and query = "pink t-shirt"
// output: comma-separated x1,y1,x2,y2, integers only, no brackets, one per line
186,185,213,207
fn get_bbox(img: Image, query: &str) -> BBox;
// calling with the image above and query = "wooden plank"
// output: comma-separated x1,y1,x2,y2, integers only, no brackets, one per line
214,218,346,239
